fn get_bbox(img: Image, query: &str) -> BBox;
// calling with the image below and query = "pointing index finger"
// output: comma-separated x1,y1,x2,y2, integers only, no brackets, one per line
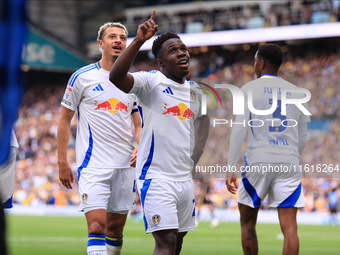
150,9,156,20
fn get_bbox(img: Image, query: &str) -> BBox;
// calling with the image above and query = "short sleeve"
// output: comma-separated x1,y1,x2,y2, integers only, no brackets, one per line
61,74,83,111
130,71,158,100
131,101,138,114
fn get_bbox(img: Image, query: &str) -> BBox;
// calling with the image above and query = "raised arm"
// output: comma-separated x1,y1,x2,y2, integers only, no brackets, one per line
109,9,158,93
57,106,75,189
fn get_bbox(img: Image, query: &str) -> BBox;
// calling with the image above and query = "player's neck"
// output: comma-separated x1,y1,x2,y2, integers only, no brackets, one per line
261,73,279,77
99,55,116,72
161,69,185,84
260,70,278,77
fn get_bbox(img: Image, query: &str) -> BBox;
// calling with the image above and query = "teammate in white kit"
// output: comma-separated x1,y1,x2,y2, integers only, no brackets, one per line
0,130,18,209
58,22,141,255
109,10,210,255
226,44,310,255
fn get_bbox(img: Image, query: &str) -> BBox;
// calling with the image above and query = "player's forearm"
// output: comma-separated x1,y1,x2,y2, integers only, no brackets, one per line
132,111,141,144
135,127,141,145
298,122,308,155
192,115,210,165
57,119,71,165
109,38,145,92
134,123,141,145
227,131,245,167
227,116,247,167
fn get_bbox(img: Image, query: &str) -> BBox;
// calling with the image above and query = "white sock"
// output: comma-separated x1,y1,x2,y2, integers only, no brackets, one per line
106,235,123,255
106,244,122,255
87,233,107,255
89,252,107,255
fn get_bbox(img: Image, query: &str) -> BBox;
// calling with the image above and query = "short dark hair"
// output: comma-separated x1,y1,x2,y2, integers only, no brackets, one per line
152,31,180,59
257,44,284,68
97,22,128,41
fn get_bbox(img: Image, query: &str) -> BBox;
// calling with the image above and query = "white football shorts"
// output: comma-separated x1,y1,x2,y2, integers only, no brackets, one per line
78,167,136,213
238,163,304,209
138,178,195,234
0,147,16,208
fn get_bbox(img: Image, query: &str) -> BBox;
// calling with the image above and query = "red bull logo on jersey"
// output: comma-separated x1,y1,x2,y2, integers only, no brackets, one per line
94,98,129,114
162,103,196,121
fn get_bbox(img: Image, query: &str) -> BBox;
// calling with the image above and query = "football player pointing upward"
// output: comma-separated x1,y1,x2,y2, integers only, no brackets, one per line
110,10,210,255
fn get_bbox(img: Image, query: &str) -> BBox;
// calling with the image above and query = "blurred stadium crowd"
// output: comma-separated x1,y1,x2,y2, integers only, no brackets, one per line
117,1,340,36
12,50,340,214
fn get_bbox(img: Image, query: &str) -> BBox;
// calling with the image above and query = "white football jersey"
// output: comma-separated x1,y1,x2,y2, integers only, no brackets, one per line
130,71,202,181
61,62,138,169
228,75,311,166
10,129,18,148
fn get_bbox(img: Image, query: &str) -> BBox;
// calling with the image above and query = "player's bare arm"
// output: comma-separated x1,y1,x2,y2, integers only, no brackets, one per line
132,111,141,145
298,122,308,155
109,9,158,92
57,106,75,189
191,114,210,176
130,111,141,167
225,109,249,194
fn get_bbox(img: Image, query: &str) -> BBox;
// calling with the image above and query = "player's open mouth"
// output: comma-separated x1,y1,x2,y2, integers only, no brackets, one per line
112,46,122,52
177,59,188,68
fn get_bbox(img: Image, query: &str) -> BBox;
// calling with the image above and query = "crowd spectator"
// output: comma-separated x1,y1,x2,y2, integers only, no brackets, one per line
116,1,340,37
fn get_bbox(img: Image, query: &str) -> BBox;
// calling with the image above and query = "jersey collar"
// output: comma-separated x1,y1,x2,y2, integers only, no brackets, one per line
261,74,280,78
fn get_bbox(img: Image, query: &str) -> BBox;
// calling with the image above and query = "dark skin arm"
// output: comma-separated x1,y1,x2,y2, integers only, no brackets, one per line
191,114,210,177
109,9,158,93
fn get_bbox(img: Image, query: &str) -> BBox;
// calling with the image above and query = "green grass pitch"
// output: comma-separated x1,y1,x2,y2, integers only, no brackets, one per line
5,215,340,254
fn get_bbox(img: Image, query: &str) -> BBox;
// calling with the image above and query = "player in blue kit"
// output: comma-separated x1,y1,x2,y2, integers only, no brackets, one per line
58,22,141,255
109,10,210,255
226,44,310,255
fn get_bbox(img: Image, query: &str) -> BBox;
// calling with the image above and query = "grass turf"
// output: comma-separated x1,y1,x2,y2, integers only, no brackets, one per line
5,215,340,255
